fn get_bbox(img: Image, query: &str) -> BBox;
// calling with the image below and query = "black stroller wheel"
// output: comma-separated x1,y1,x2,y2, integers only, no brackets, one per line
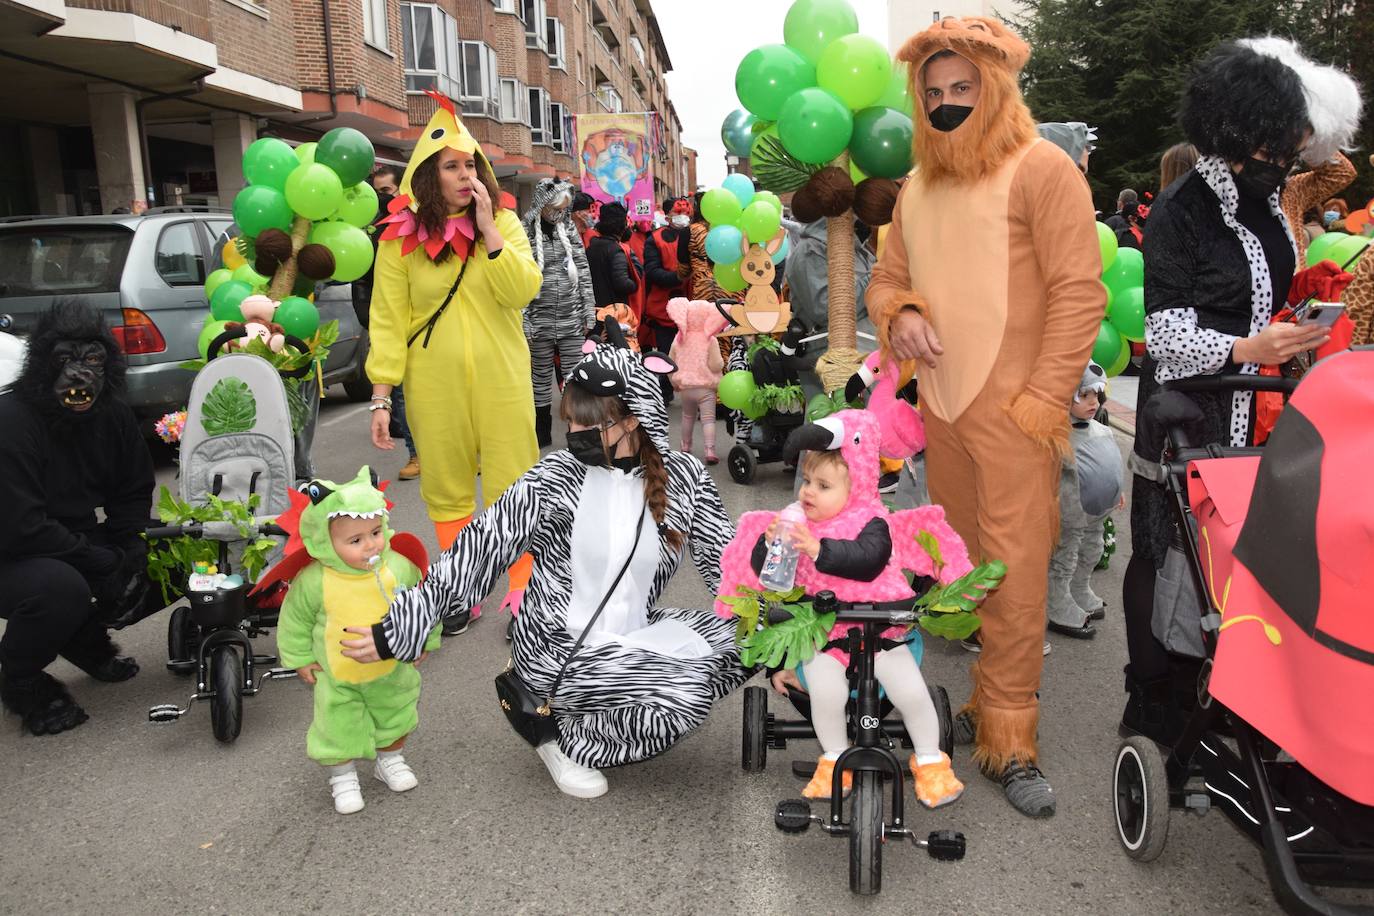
849,769,883,895
931,685,954,760
166,605,198,675
742,686,767,772
1114,736,1170,861
728,444,756,485
209,645,244,744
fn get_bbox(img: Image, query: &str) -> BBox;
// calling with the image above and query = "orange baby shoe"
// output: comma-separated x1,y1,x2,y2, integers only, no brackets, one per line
802,755,853,799
911,752,964,809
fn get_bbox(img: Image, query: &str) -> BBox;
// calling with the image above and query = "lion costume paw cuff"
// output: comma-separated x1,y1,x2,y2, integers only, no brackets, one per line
1006,389,1070,461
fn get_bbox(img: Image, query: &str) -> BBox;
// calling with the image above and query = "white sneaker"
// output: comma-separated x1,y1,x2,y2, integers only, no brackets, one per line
374,753,418,792
329,769,365,814
960,636,1052,657
535,742,608,799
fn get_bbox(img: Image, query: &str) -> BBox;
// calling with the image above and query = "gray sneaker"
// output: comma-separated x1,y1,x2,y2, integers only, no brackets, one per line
986,762,1056,818
959,635,1051,656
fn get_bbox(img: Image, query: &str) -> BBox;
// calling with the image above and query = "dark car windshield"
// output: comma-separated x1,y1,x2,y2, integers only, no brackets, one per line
0,225,133,297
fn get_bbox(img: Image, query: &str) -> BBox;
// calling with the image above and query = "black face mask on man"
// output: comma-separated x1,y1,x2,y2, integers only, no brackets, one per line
1235,158,1289,201
51,340,107,414
929,104,974,133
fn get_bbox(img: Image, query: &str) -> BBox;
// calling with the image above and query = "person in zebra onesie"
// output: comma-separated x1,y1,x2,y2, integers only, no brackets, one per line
343,337,751,798
522,178,596,449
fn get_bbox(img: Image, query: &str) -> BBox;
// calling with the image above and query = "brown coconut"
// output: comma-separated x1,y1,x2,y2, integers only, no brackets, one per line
853,178,902,228
808,167,855,218
254,228,293,269
295,243,336,281
789,184,824,224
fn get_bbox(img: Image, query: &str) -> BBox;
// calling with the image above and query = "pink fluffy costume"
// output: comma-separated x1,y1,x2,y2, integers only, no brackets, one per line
666,297,729,461
715,409,973,806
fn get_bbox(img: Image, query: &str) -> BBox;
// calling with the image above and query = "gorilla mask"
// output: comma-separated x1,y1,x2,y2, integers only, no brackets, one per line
11,299,125,422
52,340,107,413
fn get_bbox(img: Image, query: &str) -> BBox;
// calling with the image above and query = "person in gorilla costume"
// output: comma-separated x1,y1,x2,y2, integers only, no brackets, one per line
0,300,154,735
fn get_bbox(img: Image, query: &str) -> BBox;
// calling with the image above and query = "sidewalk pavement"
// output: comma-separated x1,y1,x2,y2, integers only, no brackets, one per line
1106,372,1138,436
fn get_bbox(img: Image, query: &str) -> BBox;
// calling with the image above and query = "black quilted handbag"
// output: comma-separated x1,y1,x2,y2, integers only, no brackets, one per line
495,511,646,747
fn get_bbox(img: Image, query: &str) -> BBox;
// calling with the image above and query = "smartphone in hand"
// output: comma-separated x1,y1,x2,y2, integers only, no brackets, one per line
1299,302,1346,328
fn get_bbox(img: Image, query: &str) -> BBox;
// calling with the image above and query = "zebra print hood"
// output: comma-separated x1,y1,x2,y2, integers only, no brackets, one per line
568,340,676,456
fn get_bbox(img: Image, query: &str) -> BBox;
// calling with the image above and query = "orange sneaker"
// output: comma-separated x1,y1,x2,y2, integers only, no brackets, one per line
802,756,853,799
911,752,964,809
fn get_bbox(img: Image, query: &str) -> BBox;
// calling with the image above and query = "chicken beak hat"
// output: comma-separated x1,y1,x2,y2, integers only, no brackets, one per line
398,90,490,209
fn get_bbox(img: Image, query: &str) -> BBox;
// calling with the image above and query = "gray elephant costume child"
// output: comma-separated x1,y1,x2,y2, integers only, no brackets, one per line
1048,362,1123,635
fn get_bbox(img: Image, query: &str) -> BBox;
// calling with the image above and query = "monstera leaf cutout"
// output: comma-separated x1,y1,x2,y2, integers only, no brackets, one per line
752,133,822,194
200,378,257,436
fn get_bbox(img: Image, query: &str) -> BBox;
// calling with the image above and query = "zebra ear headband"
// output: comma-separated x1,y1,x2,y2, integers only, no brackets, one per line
572,321,677,397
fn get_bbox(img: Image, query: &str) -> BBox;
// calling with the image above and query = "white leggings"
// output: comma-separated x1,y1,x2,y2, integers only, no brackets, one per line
801,648,941,759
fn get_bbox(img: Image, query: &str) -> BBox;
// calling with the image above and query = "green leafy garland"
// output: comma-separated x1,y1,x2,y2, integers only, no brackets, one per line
748,382,805,417
144,487,277,604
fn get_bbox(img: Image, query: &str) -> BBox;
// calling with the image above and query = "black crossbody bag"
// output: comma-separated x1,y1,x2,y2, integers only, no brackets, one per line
494,511,646,747
407,254,471,349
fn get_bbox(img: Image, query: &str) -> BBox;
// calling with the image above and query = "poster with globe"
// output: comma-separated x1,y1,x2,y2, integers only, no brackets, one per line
575,112,655,219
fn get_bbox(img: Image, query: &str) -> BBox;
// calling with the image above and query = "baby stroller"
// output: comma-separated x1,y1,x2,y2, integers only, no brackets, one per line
724,315,809,485
146,331,313,742
1112,350,1374,915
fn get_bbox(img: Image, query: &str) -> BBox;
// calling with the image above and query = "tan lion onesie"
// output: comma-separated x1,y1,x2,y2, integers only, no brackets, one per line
867,17,1104,776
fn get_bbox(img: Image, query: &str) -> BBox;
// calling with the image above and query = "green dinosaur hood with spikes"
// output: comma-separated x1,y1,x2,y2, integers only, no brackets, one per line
298,466,392,574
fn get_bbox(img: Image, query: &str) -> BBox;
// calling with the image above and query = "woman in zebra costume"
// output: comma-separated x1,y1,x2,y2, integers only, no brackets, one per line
344,336,750,798
522,178,596,448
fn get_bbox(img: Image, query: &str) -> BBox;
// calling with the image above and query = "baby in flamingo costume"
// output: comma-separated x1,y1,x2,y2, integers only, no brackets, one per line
716,408,971,808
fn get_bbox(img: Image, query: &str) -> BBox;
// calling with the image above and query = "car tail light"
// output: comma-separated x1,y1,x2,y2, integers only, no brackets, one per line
112,308,166,355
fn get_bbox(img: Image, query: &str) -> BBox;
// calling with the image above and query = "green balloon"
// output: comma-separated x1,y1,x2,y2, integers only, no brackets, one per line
701,187,743,226
1091,320,1127,375
1100,279,1114,318
242,138,300,191
315,127,376,188
1106,336,1132,376
309,221,373,282
231,263,270,292
778,87,854,165
295,142,317,165
285,162,345,221
204,268,234,302
1327,233,1370,269
274,296,321,339
735,44,816,122
740,201,782,245
849,160,868,184
1305,231,1348,267
783,0,859,64
714,260,748,293
1108,285,1145,342
721,109,759,158
753,190,783,214
848,107,913,179
209,280,252,322
874,61,914,116
816,34,891,111
717,369,757,410
335,181,380,228
232,185,294,236
198,319,231,360
1103,246,1144,295
1097,222,1119,274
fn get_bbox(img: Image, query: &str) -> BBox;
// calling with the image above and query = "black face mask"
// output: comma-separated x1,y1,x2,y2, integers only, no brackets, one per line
51,340,107,416
928,104,974,133
567,425,633,468
1235,158,1289,201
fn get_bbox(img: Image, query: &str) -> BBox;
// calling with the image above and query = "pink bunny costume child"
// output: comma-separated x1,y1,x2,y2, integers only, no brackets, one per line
716,409,970,808
666,297,730,464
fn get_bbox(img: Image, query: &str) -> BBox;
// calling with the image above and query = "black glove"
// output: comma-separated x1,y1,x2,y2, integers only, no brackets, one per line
92,544,148,622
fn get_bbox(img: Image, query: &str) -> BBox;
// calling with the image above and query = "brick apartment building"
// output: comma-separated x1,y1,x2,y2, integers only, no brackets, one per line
0,0,694,216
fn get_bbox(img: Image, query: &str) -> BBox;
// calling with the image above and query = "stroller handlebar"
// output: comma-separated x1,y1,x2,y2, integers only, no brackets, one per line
765,591,918,626
146,519,286,540
1162,375,1299,397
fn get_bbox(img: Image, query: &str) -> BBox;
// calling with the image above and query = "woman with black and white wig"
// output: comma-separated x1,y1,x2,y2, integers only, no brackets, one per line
1120,37,1361,744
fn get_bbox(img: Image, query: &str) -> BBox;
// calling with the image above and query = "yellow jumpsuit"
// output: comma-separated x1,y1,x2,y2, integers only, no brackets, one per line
366,208,544,523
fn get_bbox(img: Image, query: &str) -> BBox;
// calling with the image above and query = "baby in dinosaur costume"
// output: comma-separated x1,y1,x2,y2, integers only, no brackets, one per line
272,467,438,815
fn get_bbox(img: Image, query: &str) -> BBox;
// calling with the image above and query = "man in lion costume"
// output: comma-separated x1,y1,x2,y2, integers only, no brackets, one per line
867,17,1103,817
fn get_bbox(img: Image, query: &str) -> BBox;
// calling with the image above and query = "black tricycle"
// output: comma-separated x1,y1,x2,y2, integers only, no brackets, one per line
146,521,297,742
745,590,966,896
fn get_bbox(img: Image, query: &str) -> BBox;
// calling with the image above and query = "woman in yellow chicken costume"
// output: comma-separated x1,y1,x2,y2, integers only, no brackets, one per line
366,92,543,626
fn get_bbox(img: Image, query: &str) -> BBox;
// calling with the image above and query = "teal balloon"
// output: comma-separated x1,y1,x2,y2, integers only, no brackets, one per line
848,107,913,179
874,61,914,116
232,185,293,236
242,138,300,191
783,0,859,64
197,319,231,360
1103,246,1144,295
701,187,743,226
209,280,252,322
335,181,380,228
706,224,745,264
722,173,755,208
1108,285,1145,342
740,201,781,244
721,109,759,158
778,87,854,165
309,221,373,282
1091,321,1128,375
816,34,891,111
1306,231,1348,267
1097,222,1119,274
204,268,234,302
315,127,376,188
285,163,344,221
717,369,757,410
274,296,320,339
735,44,816,121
